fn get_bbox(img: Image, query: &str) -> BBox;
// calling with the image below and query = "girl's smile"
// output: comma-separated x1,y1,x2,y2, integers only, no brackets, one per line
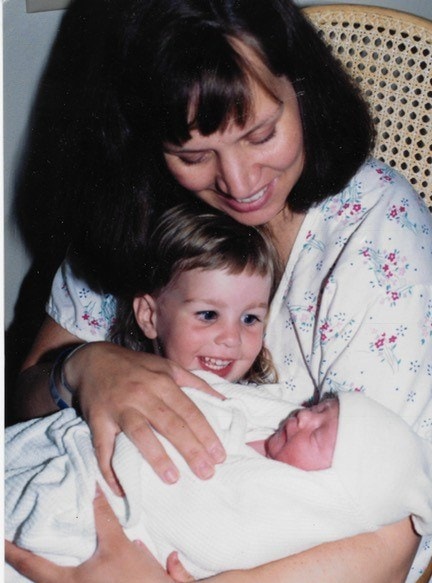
134,267,272,382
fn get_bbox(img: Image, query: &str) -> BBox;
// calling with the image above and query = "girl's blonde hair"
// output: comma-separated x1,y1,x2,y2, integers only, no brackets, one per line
111,202,282,383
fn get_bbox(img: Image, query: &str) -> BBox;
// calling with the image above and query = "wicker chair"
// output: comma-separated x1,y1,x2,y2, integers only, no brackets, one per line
303,4,432,209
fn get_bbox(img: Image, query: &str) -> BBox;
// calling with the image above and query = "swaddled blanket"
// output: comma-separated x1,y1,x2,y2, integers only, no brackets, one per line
6,372,432,581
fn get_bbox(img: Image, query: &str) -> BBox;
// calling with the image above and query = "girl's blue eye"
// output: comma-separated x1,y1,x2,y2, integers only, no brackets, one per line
242,314,260,325
197,310,218,321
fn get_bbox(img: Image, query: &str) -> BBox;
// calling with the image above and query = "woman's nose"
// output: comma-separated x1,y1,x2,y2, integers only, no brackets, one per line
216,151,260,199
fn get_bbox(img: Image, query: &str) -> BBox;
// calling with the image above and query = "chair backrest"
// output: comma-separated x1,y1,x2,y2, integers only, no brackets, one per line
303,4,432,209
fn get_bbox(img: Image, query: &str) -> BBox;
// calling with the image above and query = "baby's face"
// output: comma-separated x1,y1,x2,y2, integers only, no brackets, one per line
265,399,339,470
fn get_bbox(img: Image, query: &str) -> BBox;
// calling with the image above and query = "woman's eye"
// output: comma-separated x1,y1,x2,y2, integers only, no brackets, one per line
249,128,277,146
178,153,209,166
197,310,218,321
242,314,260,325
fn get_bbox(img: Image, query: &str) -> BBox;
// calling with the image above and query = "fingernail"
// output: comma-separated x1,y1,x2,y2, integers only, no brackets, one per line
109,479,125,497
209,445,225,463
197,461,214,479
163,468,179,484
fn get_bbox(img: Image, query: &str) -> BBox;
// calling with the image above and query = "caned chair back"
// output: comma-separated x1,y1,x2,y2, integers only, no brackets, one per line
304,4,432,208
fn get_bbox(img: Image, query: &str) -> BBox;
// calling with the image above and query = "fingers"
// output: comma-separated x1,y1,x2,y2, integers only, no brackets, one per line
77,346,226,483
119,407,180,484
172,367,226,401
167,391,226,464
91,418,124,496
5,540,68,583
92,485,126,548
166,552,195,582
120,388,224,480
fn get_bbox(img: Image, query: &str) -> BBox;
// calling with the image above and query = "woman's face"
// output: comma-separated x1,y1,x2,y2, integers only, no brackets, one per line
163,76,305,229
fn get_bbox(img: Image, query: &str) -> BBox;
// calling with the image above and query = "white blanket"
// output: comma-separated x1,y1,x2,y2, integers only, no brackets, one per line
6,373,432,580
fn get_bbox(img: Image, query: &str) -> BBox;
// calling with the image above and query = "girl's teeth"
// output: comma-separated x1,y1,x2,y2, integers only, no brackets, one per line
202,357,231,370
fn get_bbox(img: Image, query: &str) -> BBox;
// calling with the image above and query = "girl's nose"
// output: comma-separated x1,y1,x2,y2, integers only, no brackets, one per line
215,322,242,348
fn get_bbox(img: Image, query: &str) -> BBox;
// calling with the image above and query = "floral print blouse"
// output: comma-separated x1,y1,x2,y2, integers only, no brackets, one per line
47,159,432,580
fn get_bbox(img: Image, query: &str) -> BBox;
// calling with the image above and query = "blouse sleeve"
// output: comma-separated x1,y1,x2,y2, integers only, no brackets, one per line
46,259,117,342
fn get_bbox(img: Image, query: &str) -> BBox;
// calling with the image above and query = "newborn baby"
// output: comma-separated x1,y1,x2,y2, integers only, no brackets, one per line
5,374,432,581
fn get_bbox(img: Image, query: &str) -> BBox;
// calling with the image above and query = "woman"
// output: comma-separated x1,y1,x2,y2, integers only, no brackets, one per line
11,0,431,580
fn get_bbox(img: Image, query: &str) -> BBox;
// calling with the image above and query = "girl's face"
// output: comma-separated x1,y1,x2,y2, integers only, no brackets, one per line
163,76,305,230
134,267,272,382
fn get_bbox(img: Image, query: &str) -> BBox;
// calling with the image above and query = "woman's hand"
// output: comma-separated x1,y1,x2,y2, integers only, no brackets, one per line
167,552,195,582
69,342,225,493
5,487,176,583
19,317,226,495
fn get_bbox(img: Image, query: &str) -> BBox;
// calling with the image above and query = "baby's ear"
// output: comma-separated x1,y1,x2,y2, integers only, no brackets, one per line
133,294,158,339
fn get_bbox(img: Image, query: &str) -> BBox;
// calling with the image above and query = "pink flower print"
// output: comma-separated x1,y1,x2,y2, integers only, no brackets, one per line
82,313,90,321
362,249,370,258
321,333,327,342
375,337,385,349
306,230,312,240
390,206,399,218
388,253,396,262
370,330,400,371
353,204,361,213
399,206,405,213
377,168,383,174
391,292,399,301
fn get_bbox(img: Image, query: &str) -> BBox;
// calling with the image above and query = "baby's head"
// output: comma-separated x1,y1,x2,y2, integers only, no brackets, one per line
113,202,282,383
266,391,411,475
266,395,339,470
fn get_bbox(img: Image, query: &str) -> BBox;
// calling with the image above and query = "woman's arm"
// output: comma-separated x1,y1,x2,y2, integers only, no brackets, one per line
6,495,419,583
5,487,175,583
203,519,419,583
16,316,226,494
16,316,82,420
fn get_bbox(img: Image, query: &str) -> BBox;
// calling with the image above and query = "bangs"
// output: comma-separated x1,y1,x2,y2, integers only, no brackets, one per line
154,27,272,145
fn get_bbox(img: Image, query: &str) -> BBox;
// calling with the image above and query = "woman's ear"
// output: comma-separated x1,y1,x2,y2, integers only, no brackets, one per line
133,294,158,339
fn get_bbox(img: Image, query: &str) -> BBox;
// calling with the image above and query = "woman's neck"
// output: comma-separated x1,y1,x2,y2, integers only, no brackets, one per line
268,207,306,265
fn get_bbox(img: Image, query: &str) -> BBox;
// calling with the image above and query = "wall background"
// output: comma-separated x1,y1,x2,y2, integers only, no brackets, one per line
4,0,432,329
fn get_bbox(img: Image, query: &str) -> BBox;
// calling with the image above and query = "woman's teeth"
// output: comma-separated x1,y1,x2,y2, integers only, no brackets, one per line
238,186,266,204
